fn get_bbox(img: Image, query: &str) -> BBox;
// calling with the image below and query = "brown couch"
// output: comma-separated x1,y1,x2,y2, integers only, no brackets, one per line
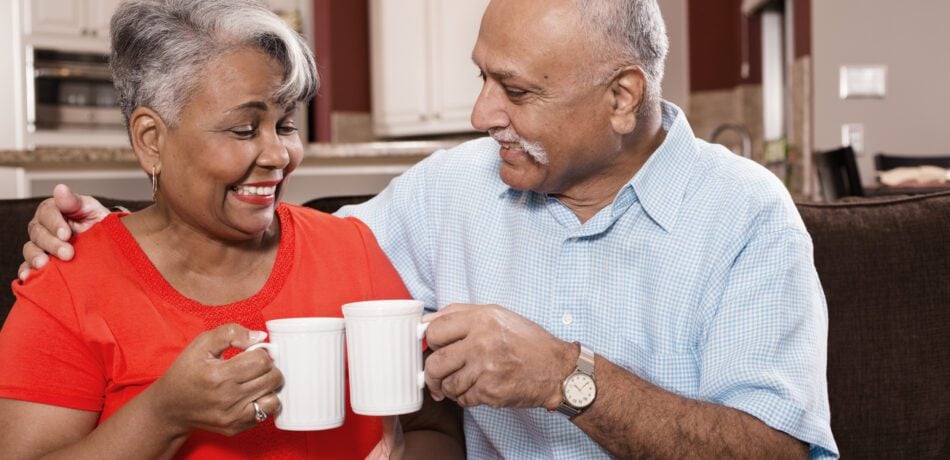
797,191,950,458
1,192,948,457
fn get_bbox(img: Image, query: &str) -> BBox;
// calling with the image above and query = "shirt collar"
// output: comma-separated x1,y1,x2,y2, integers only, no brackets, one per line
624,101,699,233
492,101,700,233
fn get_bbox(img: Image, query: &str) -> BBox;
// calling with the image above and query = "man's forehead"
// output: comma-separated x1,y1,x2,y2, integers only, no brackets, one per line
471,46,516,77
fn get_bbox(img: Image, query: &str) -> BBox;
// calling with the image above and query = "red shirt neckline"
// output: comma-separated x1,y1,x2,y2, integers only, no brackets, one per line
100,204,296,323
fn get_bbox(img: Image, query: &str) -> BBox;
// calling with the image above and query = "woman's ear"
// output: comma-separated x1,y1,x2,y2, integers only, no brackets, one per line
608,66,647,135
129,107,165,174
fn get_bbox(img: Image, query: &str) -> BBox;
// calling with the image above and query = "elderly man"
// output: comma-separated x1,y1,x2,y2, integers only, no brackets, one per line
20,0,837,458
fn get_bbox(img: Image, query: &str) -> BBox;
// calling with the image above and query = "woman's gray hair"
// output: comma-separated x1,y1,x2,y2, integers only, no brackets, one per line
110,0,318,127
577,0,669,111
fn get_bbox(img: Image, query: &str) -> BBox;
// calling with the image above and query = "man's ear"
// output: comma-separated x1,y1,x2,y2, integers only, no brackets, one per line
608,66,647,135
129,107,165,174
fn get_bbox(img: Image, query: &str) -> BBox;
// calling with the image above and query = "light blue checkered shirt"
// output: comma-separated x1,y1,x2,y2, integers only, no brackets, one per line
338,102,838,459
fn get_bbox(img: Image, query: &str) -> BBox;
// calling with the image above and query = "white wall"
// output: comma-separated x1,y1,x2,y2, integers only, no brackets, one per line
0,1,24,150
813,0,950,184
658,0,689,111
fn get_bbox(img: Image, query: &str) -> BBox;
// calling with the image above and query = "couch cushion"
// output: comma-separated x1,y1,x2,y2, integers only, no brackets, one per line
797,191,950,459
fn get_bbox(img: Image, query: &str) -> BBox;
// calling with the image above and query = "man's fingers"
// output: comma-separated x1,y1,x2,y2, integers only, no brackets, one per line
441,366,479,402
52,184,85,217
423,309,478,348
424,344,468,401
33,197,73,246
17,262,30,282
48,184,111,235
21,241,47,268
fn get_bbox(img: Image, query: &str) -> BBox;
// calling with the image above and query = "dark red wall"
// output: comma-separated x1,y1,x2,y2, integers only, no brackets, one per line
311,0,370,142
793,0,811,59
688,0,762,92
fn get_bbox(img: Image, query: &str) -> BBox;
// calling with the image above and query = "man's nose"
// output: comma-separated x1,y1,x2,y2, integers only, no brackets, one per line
470,81,509,132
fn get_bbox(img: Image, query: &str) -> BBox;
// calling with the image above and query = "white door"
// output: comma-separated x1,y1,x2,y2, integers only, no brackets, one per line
370,0,429,136
428,0,488,131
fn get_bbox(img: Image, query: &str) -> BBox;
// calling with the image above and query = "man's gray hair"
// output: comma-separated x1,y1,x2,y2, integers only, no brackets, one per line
110,0,318,127
577,0,669,110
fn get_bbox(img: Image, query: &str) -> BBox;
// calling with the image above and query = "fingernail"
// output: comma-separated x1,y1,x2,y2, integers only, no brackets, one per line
33,256,47,269
249,330,268,342
432,393,444,402
57,228,69,241
18,269,29,282
57,247,71,260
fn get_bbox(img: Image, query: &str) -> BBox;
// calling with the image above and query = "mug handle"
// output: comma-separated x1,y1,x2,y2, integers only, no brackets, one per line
245,342,278,360
417,322,430,389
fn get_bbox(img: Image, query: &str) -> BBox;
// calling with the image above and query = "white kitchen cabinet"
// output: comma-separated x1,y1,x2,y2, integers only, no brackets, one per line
87,0,122,38
27,0,120,50
370,0,489,137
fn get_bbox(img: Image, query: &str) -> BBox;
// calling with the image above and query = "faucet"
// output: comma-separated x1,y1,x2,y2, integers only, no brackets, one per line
709,123,752,159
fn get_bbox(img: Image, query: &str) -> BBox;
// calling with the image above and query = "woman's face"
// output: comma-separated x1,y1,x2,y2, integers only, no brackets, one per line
157,47,304,241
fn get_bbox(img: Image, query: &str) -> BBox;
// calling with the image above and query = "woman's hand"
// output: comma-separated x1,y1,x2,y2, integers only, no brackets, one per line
144,323,283,437
365,416,405,460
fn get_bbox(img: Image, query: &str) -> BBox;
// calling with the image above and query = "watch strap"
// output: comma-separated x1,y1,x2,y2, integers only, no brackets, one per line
555,343,596,418
576,344,595,375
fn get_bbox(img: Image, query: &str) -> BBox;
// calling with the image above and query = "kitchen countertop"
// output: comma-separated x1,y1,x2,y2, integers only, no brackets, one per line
0,139,472,167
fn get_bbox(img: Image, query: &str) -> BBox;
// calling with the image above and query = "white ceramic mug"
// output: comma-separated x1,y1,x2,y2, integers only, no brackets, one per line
342,299,429,415
247,317,346,430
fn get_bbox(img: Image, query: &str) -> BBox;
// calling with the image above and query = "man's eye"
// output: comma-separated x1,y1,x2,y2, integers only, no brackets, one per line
477,70,486,81
505,87,527,98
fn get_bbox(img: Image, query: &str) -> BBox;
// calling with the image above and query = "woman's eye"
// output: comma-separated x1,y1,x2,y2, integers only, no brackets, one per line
278,124,299,135
231,126,256,138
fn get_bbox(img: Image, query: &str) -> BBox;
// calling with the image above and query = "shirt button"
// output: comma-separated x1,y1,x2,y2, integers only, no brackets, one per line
562,313,573,325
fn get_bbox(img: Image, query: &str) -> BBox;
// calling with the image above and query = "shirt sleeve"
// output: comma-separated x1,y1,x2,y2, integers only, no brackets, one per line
0,265,106,411
347,217,413,301
698,223,838,459
335,152,441,312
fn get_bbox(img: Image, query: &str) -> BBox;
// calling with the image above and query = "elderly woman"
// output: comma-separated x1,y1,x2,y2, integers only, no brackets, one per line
0,1,461,458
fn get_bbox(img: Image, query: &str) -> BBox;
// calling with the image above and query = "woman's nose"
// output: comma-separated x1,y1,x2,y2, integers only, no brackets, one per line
257,130,291,169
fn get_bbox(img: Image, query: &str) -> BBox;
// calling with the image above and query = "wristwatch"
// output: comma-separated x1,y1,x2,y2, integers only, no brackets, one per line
556,343,597,418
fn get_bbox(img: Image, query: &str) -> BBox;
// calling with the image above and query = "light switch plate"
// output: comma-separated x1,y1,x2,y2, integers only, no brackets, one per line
839,65,887,99
841,123,865,155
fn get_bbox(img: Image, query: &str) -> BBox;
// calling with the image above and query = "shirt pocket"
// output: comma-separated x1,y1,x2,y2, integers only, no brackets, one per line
616,340,700,398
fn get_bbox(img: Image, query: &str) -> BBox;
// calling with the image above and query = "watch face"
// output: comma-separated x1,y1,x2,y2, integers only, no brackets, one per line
563,373,596,408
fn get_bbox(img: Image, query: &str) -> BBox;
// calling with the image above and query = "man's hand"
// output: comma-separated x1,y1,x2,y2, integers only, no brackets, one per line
422,304,576,409
19,184,109,281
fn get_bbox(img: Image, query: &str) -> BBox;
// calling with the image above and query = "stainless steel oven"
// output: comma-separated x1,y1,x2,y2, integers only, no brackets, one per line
30,49,123,131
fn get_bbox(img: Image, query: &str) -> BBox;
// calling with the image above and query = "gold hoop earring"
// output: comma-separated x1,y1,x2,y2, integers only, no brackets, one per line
151,163,159,200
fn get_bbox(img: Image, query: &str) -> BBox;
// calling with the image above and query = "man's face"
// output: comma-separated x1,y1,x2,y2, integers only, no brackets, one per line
470,0,622,196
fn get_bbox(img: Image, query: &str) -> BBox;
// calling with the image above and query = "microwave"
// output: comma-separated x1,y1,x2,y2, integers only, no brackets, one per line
30,49,124,131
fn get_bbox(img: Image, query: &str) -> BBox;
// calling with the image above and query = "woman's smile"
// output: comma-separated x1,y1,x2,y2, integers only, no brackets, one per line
229,180,281,205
